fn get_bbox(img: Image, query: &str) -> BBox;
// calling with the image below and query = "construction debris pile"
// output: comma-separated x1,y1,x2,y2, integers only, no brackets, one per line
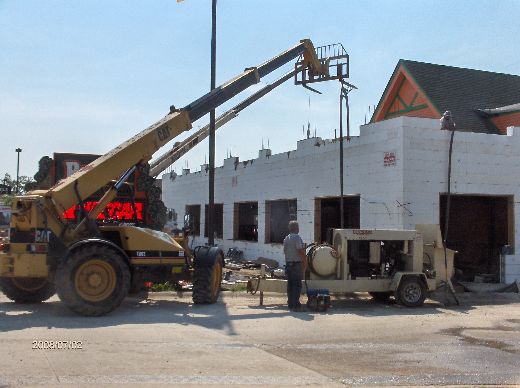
221,250,285,290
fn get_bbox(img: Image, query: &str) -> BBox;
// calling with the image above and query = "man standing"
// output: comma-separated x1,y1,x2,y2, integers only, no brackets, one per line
283,221,307,311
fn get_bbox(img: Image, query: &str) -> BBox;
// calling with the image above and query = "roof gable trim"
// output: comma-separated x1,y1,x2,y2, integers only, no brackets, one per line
372,62,440,123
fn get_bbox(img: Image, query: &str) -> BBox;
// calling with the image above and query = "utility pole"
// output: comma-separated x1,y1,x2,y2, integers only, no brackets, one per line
15,148,22,194
339,89,344,229
208,0,217,246
339,81,356,228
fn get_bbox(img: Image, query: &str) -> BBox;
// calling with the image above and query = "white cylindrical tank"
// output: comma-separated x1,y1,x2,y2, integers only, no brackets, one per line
308,245,338,278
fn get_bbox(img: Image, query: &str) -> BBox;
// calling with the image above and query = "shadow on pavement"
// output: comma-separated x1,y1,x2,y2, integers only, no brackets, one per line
0,293,315,334
251,291,520,317
0,291,518,334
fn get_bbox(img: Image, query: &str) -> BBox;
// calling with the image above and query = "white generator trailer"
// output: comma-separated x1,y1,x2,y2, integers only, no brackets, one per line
248,227,454,307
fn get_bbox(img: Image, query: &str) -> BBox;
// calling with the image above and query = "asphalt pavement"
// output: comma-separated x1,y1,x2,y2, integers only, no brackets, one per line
0,291,519,386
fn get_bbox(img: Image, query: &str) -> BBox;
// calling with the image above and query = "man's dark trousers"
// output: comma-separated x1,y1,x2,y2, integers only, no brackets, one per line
285,261,302,308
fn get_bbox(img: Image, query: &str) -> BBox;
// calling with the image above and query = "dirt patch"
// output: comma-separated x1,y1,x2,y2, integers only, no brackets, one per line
439,325,519,354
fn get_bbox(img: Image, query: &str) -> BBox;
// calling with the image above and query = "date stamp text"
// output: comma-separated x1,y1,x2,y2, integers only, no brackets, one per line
32,340,83,350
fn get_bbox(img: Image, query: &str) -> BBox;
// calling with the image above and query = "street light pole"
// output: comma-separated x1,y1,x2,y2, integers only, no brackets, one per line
208,0,217,246
339,90,344,229
338,81,356,229
15,148,22,194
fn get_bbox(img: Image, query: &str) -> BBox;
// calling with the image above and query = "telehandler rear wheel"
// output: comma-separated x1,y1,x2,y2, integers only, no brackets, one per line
55,245,130,316
192,256,223,304
0,277,55,304
395,277,426,307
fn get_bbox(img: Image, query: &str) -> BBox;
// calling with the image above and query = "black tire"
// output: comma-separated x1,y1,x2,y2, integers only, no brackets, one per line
0,277,55,304
192,257,223,304
55,245,130,316
395,277,426,307
129,271,145,294
369,291,393,302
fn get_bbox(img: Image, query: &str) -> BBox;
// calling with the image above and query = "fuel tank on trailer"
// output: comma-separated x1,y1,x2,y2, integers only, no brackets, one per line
308,245,338,278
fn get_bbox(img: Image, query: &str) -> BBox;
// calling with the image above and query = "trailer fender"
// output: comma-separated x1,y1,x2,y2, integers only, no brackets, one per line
390,272,429,291
193,246,224,268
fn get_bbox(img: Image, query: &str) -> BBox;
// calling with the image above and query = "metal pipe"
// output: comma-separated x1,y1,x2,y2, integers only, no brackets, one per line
441,111,460,305
150,70,296,177
208,0,217,246
15,148,21,194
339,89,344,229
346,93,350,142
184,41,308,122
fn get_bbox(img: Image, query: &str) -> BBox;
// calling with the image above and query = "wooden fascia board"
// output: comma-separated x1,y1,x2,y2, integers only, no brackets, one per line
370,60,402,123
371,63,405,123
373,61,445,123
399,62,442,117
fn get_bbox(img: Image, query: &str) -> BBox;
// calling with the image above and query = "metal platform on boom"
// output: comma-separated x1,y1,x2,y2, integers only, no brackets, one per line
150,42,351,177
294,43,349,86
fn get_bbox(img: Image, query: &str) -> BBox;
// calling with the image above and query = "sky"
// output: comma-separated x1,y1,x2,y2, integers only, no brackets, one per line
1,0,520,179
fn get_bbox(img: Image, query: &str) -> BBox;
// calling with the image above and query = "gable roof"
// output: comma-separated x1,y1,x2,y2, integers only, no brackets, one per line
372,60,520,134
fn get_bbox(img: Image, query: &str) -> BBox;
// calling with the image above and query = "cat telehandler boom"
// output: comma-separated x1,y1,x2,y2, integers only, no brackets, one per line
0,39,349,315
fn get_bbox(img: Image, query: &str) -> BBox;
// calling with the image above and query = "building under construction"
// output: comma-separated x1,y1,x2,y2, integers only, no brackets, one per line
162,60,520,284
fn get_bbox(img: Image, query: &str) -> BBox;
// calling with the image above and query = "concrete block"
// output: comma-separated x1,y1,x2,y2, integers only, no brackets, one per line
505,262,520,272
505,255,520,265
505,275,520,284
161,118,520,262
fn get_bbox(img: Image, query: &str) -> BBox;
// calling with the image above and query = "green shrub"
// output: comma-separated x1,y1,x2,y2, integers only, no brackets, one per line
150,281,177,292
230,283,247,292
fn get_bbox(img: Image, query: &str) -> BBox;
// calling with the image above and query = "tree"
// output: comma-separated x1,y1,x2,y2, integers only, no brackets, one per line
1,173,36,195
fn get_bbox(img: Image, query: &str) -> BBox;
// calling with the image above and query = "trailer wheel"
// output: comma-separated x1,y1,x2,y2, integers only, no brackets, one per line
369,291,393,303
395,277,426,307
55,245,130,316
192,257,223,304
0,277,55,304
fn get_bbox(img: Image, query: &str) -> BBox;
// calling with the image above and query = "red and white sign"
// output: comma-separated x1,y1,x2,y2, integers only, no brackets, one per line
384,152,396,167
63,201,144,221
64,160,82,177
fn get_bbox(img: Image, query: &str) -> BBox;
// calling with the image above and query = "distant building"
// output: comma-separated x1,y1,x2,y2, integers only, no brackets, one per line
162,60,520,283
0,202,10,234
0,184,11,196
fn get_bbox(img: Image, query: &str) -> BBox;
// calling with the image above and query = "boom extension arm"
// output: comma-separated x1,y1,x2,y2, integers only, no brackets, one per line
32,39,333,241
183,40,323,122
149,70,296,177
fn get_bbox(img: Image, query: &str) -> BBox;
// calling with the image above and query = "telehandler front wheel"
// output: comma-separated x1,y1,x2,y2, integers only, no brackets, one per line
55,245,130,316
395,277,426,307
192,256,223,304
0,277,55,304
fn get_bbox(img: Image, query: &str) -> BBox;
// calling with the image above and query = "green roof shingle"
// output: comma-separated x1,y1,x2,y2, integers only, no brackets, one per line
385,60,520,133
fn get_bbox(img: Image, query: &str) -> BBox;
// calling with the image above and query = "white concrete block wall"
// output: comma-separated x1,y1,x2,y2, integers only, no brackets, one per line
402,121,520,215
401,120,520,282
505,199,520,283
163,123,405,264
505,255,520,284
296,198,315,243
162,118,520,280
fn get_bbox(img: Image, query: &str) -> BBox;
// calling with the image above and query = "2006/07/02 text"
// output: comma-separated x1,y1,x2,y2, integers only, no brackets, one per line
32,340,83,350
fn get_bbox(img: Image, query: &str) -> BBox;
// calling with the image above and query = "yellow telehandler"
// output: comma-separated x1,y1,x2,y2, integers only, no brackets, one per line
0,39,349,315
